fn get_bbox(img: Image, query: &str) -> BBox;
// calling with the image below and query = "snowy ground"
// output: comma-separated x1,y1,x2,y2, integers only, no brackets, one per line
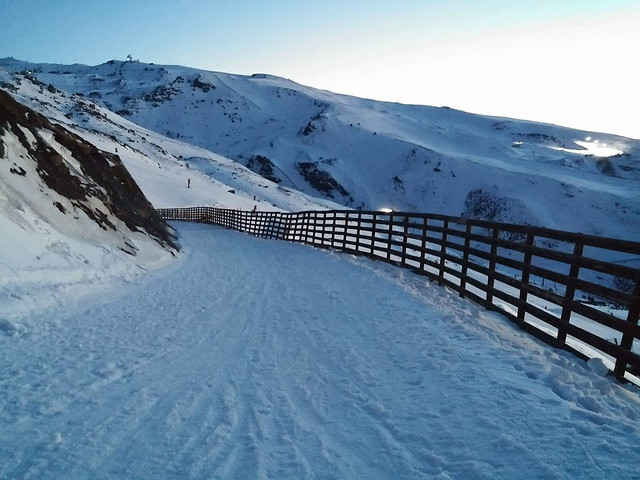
1,223,639,479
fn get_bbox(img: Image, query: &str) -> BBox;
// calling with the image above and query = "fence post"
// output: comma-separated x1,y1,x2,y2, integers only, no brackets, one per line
354,212,361,253
459,223,472,298
438,219,449,285
517,232,535,320
331,212,338,248
486,228,500,304
557,240,584,343
371,213,378,256
305,213,312,244
614,272,640,378
419,216,428,273
401,215,409,267
320,212,327,246
387,213,394,261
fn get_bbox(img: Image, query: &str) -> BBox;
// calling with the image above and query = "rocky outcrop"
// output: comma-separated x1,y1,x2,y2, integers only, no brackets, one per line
0,89,178,251
246,155,281,184
297,161,352,201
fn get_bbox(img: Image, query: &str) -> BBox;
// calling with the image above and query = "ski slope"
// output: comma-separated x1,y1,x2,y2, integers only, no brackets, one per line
2,223,639,479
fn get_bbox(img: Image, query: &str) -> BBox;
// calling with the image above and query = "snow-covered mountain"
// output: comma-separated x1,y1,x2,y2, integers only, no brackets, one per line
0,59,343,317
0,63,341,214
2,59,640,479
1,57,639,240
0,90,178,319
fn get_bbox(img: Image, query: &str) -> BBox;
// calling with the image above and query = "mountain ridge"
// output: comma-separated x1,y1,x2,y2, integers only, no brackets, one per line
1,57,638,240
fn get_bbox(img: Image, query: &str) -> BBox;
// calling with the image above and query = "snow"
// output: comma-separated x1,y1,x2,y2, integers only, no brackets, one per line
2,58,637,240
1,57,639,478
0,126,174,320
0,65,340,214
1,223,639,479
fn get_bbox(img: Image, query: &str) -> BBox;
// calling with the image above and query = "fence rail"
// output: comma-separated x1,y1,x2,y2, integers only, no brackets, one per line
158,206,640,381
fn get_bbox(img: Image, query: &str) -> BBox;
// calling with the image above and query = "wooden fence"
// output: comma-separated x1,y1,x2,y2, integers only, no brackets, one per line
158,206,640,381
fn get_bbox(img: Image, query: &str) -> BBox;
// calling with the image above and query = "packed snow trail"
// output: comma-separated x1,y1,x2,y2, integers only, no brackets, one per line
1,223,639,479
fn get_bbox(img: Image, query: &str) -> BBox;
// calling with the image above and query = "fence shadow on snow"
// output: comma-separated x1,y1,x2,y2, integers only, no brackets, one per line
158,206,640,383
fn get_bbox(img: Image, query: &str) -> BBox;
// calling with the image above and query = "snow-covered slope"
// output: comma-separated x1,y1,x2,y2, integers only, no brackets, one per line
0,64,344,214
0,90,178,319
1,57,638,239
0,61,341,320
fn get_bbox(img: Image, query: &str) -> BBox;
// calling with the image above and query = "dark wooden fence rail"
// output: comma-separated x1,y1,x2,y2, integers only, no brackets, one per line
158,206,640,381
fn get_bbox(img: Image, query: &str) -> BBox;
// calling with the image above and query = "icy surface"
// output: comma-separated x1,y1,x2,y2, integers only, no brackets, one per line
1,223,639,479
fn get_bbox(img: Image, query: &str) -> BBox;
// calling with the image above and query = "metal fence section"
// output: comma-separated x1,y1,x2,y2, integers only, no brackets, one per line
158,207,640,381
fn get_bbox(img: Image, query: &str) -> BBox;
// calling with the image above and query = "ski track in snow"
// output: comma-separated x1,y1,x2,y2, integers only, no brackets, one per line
1,223,639,479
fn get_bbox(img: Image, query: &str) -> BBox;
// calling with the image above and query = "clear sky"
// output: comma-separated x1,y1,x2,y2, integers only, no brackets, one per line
1,0,638,139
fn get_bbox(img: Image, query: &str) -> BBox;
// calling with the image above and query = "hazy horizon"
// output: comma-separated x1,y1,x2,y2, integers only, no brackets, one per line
2,0,638,139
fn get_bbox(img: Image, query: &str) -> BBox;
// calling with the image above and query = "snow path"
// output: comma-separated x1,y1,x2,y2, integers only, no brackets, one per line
1,223,639,479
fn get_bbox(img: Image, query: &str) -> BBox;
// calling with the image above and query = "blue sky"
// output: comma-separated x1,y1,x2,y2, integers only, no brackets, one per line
1,0,638,138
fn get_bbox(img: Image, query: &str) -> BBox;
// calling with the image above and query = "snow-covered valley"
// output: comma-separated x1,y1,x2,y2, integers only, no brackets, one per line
2,223,639,479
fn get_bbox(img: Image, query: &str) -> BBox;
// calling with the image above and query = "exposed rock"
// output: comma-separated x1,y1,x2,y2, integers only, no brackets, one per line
246,155,281,183
9,164,26,176
461,188,540,241
0,89,178,250
299,120,316,136
143,84,180,104
463,189,507,222
53,201,66,213
0,81,18,93
596,158,617,177
190,75,214,92
298,112,326,137
297,161,351,201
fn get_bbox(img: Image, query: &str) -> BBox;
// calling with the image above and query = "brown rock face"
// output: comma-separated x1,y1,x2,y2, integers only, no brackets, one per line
0,89,178,251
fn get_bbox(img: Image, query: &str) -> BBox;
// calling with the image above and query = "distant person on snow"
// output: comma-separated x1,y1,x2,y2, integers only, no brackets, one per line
187,178,191,188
